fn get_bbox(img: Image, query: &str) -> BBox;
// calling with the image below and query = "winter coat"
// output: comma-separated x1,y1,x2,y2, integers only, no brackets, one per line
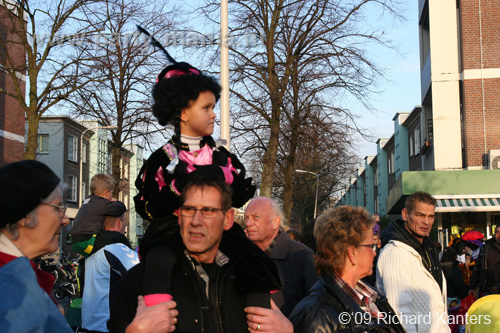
108,253,248,333
469,237,500,294
0,256,72,333
376,219,449,333
290,274,406,333
269,229,317,317
441,261,468,299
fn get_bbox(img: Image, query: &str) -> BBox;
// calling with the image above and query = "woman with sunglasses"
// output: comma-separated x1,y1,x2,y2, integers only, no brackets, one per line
290,206,405,332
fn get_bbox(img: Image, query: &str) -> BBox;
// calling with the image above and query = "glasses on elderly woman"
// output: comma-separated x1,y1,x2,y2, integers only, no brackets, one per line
357,243,377,251
43,203,67,216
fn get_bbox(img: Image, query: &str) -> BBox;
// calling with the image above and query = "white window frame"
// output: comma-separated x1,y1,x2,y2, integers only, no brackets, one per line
82,143,87,164
409,135,414,156
414,126,421,155
68,175,78,202
68,135,78,162
124,161,129,180
388,152,395,175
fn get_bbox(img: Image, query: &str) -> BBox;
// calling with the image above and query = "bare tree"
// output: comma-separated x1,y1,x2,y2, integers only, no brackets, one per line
0,0,103,159
67,0,176,193
201,0,401,202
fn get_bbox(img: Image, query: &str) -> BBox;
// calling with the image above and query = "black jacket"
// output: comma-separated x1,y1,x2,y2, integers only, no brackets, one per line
270,230,317,317
108,254,248,333
441,261,468,299
469,238,499,293
290,275,406,333
72,195,127,238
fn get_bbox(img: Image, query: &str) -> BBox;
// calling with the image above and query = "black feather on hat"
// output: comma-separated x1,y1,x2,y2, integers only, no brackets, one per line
0,160,60,227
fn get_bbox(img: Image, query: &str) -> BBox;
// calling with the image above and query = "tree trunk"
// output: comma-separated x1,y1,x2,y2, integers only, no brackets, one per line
24,112,38,160
260,116,280,197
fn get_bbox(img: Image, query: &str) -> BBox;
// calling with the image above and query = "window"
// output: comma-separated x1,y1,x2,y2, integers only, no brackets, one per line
388,152,395,175
124,162,129,180
120,159,123,179
68,135,78,162
414,126,421,155
409,135,414,156
37,134,49,153
98,139,107,173
82,143,87,164
124,193,129,209
118,190,123,202
68,175,78,202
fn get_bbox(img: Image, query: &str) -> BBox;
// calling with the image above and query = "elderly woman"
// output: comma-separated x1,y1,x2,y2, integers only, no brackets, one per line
0,160,177,332
290,206,405,332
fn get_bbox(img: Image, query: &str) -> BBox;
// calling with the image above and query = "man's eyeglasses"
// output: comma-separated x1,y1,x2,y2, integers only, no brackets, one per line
180,206,225,218
43,203,67,216
357,243,377,251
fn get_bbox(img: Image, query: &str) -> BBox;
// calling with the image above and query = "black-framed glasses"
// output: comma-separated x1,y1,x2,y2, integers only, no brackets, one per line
43,203,67,216
357,243,377,251
180,206,225,218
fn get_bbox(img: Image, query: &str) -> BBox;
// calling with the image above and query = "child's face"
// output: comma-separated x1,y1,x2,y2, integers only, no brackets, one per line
180,91,217,137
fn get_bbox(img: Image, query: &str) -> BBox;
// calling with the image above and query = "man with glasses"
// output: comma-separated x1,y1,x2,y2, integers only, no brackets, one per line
244,197,317,317
109,175,293,332
376,191,449,333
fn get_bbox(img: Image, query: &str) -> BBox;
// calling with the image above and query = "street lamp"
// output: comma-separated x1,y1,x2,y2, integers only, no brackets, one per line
79,125,118,207
295,169,319,219
220,0,230,150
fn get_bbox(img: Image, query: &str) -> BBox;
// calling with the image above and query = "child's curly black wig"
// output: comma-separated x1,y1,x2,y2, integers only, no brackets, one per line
152,64,221,137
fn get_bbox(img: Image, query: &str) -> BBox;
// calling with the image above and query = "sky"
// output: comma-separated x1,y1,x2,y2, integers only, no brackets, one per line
351,0,421,160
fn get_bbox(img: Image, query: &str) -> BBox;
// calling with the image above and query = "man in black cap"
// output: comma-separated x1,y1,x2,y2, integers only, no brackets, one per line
0,160,177,333
82,210,140,332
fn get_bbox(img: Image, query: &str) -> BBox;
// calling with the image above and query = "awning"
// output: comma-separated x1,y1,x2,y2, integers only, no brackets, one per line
435,196,500,212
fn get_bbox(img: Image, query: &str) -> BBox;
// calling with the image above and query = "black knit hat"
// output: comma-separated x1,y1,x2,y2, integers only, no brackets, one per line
0,160,61,227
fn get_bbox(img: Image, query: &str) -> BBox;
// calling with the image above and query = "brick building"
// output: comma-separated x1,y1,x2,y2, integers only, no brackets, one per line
0,2,26,166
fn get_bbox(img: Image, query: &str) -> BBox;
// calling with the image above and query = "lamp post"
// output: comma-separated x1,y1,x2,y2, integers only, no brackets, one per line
220,0,230,149
295,169,319,219
79,125,117,207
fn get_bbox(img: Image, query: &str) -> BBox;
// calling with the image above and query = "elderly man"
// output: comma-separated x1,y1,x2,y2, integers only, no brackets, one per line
109,174,293,332
376,191,449,333
82,210,140,332
0,160,175,333
244,197,317,317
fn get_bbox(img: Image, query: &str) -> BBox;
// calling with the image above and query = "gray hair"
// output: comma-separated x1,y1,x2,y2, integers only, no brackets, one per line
251,196,286,228
6,183,65,240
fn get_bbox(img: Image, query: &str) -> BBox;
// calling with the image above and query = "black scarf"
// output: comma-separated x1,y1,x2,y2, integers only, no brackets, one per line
380,219,443,291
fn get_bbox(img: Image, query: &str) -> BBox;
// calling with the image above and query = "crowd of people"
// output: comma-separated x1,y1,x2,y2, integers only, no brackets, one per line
1,41,499,333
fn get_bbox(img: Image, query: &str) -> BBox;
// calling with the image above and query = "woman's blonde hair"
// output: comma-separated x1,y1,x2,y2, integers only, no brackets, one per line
314,205,373,276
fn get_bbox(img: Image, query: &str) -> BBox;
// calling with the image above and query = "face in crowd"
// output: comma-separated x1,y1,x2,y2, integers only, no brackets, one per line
402,201,435,243
178,185,234,264
244,198,280,251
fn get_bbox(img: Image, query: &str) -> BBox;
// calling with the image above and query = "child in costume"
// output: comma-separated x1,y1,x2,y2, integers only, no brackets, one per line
134,36,280,307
